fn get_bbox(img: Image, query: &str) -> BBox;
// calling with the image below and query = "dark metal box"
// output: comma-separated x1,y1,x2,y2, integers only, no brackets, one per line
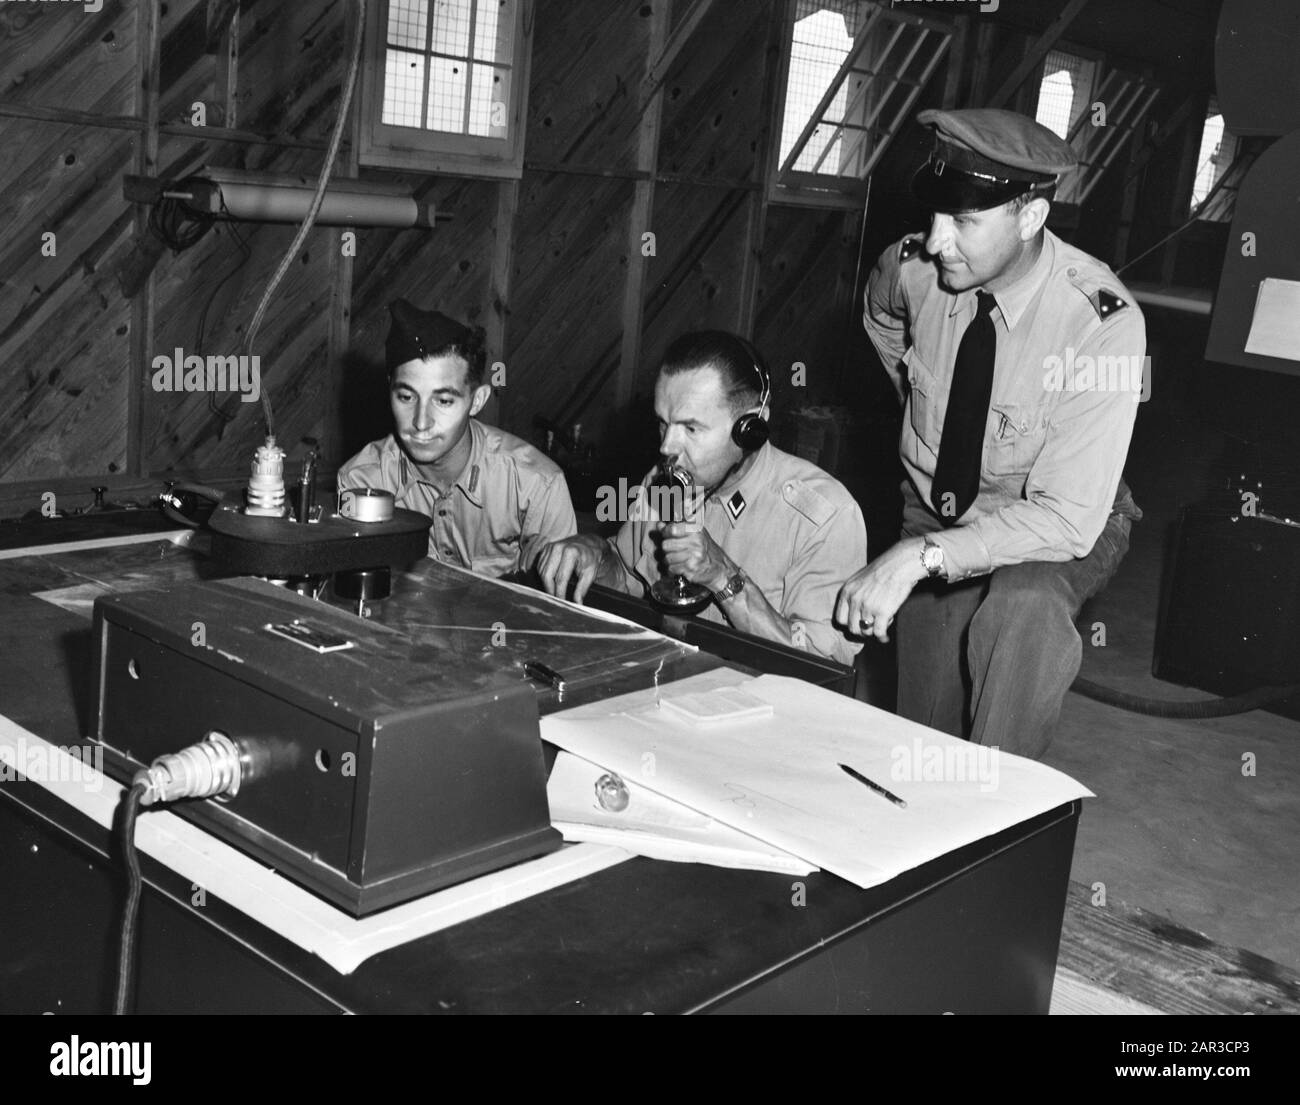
91,577,560,915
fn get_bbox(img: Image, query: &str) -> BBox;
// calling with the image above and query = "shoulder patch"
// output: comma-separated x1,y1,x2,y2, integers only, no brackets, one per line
1092,288,1128,320
1064,265,1130,322
899,236,925,263
781,479,834,527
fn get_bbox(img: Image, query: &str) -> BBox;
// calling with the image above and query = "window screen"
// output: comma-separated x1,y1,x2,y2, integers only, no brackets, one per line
779,2,864,176
380,0,515,138
1035,49,1097,141
1191,99,1239,217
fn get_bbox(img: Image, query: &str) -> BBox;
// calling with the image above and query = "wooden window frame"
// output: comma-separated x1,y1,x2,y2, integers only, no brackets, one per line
358,0,534,179
767,0,950,211
1034,43,1161,209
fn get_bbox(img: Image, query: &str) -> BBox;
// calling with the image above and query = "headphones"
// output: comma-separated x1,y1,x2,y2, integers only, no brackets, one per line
731,356,771,452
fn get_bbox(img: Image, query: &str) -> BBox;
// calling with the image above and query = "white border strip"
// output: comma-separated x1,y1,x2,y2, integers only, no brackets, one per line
0,528,195,560
1,715,630,975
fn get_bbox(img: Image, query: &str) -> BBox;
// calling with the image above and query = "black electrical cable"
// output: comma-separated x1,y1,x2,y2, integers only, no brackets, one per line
1070,676,1300,718
159,481,228,527
114,783,147,1016
149,177,216,253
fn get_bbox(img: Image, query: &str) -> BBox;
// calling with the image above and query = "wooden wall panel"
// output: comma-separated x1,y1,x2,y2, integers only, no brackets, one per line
526,0,651,170
0,0,138,115
658,0,772,183
503,171,634,442
143,0,359,476
0,0,882,512
0,119,137,483
341,172,499,461
754,204,860,409
145,208,335,475
233,1,350,143
638,181,749,390
158,0,215,126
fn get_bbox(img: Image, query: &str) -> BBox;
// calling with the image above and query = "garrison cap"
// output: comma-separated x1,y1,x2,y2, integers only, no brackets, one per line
912,108,1078,213
386,299,479,374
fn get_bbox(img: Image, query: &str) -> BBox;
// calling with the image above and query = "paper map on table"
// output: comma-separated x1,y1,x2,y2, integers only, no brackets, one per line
540,669,1093,889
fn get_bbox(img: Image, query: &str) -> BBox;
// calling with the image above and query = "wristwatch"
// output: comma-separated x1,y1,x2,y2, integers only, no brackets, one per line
920,537,945,579
712,570,747,604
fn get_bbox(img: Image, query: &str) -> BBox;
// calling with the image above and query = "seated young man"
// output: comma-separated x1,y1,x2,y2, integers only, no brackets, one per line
338,299,576,577
537,330,866,666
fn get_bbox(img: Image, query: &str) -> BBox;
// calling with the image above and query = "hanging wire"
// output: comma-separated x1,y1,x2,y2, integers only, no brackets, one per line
241,0,370,440
1116,148,1252,276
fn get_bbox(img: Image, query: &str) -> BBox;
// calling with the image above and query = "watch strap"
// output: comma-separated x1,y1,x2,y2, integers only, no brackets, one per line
712,571,747,603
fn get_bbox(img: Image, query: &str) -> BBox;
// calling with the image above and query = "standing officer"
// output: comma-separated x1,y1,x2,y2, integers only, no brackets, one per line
837,108,1145,758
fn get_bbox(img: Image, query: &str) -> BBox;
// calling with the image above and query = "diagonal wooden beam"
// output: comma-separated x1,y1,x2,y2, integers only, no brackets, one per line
205,0,240,53
858,34,952,178
807,20,913,176
1077,85,1161,204
987,0,1092,109
1121,93,1197,182
637,0,717,112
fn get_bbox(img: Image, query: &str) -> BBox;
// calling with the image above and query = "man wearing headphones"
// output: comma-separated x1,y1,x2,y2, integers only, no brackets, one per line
538,330,867,665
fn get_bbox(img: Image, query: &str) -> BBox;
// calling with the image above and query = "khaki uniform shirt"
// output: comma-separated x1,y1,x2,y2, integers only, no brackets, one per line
864,228,1145,581
610,443,867,665
337,420,576,577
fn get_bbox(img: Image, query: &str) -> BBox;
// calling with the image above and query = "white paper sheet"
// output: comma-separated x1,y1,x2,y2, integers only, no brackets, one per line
548,749,816,875
540,670,1093,889
1245,278,1300,361
0,714,630,976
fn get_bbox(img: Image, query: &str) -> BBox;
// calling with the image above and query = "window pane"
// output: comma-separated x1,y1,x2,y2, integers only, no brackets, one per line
780,8,854,174
1192,101,1238,219
383,49,426,127
430,0,472,57
426,55,469,133
387,0,428,49
468,64,510,136
1035,49,1095,141
474,0,514,64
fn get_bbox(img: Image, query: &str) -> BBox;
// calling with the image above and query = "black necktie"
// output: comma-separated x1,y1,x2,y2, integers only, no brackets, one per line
932,290,997,524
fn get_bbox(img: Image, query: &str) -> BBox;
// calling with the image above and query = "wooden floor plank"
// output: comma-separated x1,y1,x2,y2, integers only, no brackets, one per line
1056,880,1300,1014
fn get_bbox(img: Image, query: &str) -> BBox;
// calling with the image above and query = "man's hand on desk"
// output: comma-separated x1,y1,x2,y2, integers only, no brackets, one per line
835,537,929,644
538,534,621,603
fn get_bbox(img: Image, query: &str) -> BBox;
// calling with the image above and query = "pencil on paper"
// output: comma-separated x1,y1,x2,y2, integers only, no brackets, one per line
838,762,907,808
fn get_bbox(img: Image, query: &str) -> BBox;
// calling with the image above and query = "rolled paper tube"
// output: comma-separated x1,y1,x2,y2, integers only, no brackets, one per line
215,181,429,227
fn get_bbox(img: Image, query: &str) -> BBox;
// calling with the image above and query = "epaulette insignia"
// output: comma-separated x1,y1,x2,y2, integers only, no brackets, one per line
899,237,925,262
1094,288,1127,319
781,480,833,527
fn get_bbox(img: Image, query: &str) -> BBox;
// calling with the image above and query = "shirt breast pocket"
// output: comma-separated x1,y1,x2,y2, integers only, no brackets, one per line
470,551,520,578
904,348,945,460
987,401,1048,477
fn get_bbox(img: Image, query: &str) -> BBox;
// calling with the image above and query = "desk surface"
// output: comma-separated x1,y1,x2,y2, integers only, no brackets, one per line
0,526,1080,1014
